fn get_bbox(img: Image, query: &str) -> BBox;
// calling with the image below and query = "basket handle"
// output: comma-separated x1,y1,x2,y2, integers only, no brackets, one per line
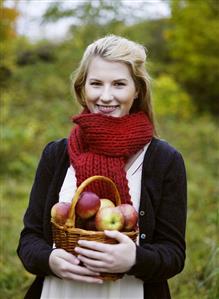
65,175,121,228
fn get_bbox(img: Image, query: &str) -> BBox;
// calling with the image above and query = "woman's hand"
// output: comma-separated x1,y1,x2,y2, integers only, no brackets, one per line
74,230,136,274
49,248,103,283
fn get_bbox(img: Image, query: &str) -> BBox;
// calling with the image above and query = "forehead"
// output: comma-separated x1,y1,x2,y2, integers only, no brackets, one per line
86,56,132,79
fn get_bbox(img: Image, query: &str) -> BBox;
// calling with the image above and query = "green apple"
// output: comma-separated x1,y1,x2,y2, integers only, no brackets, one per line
99,198,115,209
95,206,125,231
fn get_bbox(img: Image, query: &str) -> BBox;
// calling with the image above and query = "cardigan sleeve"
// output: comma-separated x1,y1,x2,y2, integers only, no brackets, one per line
17,141,57,276
127,149,187,282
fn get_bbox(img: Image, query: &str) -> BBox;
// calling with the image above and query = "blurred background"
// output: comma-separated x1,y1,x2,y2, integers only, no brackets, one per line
0,0,218,298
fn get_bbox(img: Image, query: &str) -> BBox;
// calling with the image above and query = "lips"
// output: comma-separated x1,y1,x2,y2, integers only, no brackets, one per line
96,104,119,114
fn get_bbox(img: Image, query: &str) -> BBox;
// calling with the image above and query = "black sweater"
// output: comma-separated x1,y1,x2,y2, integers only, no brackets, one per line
17,137,187,299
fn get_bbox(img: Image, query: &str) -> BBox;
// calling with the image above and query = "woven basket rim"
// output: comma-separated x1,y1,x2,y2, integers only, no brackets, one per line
51,220,138,236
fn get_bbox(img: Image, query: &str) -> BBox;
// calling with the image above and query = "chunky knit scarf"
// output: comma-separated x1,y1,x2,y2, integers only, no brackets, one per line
68,111,153,204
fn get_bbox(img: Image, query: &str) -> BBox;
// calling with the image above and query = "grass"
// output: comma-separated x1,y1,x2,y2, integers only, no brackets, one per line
0,177,34,298
1,115,219,299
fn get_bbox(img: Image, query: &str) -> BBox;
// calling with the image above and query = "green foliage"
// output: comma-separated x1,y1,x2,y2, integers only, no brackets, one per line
167,0,219,114
152,74,195,119
0,178,35,299
124,18,171,73
43,0,124,25
1,40,80,178
161,116,219,299
0,3,19,86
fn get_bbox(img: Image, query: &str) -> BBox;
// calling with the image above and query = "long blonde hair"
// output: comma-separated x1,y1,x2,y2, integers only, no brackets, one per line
71,34,156,130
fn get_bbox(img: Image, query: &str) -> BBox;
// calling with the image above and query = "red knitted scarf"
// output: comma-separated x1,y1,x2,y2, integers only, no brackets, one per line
68,111,153,204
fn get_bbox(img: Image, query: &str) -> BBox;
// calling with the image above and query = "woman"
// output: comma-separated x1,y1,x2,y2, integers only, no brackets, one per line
17,35,187,299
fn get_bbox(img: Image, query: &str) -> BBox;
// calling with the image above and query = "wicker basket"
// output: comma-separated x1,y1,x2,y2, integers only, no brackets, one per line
51,175,138,281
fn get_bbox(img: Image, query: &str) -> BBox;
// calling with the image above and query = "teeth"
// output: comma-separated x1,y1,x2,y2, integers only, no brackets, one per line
97,105,118,114
97,105,117,109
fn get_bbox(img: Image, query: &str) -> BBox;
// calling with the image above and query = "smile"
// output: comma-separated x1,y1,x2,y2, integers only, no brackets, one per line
96,105,119,114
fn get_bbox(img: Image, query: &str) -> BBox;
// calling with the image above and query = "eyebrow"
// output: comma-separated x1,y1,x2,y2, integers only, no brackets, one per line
88,78,128,82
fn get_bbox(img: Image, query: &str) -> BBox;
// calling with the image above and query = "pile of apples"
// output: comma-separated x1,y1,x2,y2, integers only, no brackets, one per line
51,191,138,232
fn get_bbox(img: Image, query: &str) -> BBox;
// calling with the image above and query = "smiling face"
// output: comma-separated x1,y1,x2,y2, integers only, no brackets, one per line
84,56,138,117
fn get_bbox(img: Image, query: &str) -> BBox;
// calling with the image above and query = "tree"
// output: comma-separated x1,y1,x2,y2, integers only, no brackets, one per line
0,0,19,86
43,0,126,26
42,0,129,64
168,0,219,114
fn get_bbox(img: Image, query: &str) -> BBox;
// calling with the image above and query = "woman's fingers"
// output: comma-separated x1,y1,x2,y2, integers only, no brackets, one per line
74,230,137,273
104,230,131,243
77,239,112,252
68,263,99,276
60,262,103,283
65,264,102,282
49,248,103,283
52,248,80,264
77,254,106,268
49,230,136,279
76,230,130,253
49,249,79,276
75,245,109,261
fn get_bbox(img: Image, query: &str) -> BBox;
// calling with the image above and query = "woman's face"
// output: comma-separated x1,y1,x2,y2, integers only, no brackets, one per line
84,56,138,117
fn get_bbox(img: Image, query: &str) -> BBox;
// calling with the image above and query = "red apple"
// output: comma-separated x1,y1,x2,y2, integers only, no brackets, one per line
99,198,115,210
51,202,71,225
76,191,100,219
95,206,125,231
118,204,138,231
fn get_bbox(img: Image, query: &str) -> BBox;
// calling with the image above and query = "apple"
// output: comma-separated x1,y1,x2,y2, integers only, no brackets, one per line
75,191,100,219
99,198,115,210
95,206,125,231
118,204,138,231
51,202,71,225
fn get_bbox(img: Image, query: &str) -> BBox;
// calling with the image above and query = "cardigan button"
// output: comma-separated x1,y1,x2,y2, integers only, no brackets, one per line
140,233,146,239
139,210,145,216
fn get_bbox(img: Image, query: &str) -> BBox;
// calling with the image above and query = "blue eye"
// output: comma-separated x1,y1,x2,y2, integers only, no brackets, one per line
115,82,125,87
90,82,101,86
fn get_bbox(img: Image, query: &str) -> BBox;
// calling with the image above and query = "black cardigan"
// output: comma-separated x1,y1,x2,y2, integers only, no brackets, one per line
17,137,187,299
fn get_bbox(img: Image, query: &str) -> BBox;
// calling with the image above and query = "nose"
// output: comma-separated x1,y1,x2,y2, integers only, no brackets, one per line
100,86,113,102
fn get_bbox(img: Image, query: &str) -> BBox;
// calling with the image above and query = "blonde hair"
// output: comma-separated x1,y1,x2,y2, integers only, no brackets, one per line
71,34,156,129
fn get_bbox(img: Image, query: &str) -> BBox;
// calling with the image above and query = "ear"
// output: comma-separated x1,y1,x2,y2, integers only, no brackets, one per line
134,87,139,99
134,91,138,100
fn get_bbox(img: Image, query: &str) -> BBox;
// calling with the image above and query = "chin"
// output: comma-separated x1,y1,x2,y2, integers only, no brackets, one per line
98,111,120,117
112,112,127,117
